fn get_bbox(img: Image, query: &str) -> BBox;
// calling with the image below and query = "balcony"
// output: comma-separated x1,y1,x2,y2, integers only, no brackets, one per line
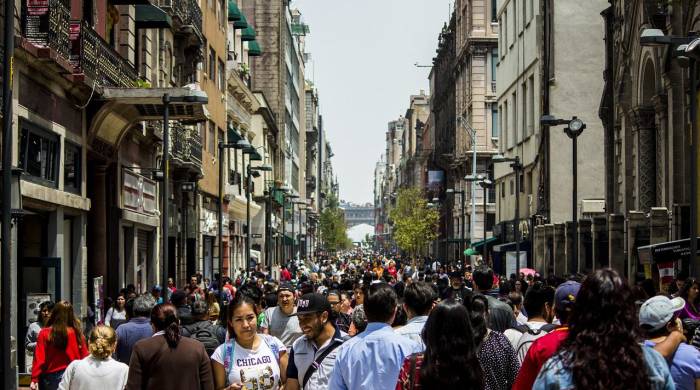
159,0,203,41
20,0,72,69
69,21,138,88
171,124,203,173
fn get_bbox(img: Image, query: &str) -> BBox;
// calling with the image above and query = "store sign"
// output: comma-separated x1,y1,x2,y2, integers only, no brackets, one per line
25,0,50,47
123,170,157,215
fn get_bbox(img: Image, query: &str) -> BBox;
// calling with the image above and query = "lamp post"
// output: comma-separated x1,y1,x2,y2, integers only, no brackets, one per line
446,188,466,264
465,174,494,258
238,140,271,272
492,154,524,274
457,116,478,256
640,29,699,273
282,190,298,263
541,115,586,272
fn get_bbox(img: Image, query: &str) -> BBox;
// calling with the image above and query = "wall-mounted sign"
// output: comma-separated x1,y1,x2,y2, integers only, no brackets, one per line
123,170,157,215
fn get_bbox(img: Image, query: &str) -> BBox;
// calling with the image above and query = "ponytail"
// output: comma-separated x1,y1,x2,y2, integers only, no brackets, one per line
151,303,181,348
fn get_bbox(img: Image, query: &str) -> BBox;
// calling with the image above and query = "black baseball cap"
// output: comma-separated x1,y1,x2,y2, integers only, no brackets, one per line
294,293,331,315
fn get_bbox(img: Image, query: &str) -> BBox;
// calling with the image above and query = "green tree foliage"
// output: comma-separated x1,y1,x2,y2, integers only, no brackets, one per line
319,195,351,252
389,188,439,257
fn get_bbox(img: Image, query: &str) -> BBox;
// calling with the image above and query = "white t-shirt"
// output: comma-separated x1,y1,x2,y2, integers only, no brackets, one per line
58,356,128,390
211,334,287,390
504,321,549,348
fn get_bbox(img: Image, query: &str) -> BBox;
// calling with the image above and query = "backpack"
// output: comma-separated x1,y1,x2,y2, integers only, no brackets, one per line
184,322,221,356
512,323,557,363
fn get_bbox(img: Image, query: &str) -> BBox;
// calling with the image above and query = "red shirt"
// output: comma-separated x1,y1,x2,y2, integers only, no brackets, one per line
512,327,569,390
280,268,292,281
31,327,89,382
396,353,424,389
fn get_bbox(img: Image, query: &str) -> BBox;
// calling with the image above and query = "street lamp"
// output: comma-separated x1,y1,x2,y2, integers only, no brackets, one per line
446,188,466,264
541,115,586,272
492,154,524,274
466,174,493,258
640,29,699,274
241,142,271,271
456,116,479,258
282,191,299,263
291,200,306,261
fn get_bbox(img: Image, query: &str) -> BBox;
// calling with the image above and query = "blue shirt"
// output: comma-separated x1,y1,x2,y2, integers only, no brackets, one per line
329,322,421,390
646,340,700,390
534,344,675,390
394,316,428,350
114,317,153,363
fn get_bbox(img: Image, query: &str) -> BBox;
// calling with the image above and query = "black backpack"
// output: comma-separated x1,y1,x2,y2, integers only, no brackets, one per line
184,322,221,356
511,323,558,362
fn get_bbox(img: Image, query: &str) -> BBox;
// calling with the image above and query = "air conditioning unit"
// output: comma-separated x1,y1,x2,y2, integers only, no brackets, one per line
581,199,605,215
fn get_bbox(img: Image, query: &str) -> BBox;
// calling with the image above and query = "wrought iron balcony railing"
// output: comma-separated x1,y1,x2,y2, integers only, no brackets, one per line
69,21,138,88
161,0,202,39
171,124,203,167
21,0,71,59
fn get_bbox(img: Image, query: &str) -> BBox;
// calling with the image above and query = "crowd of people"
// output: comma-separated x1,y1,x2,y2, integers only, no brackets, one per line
23,250,700,389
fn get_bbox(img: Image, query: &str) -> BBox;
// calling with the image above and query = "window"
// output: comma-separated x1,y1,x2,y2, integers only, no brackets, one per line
19,120,60,187
208,120,215,153
486,213,496,231
64,142,81,194
491,48,498,82
503,101,509,149
209,47,216,79
218,59,225,91
501,182,505,198
511,91,517,144
219,0,225,28
528,75,535,135
503,11,508,49
217,128,224,158
492,105,499,139
528,0,534,22
510,179,514,195
491,0,498,23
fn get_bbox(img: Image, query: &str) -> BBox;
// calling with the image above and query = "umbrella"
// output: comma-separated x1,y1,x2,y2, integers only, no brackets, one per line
519,268,537,276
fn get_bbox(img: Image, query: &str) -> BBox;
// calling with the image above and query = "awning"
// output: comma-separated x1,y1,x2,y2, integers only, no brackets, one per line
228,0,242,21
471,236,499,249
227,125,243,143
234,14,248,29
135,5,173,29
241,26,256,41
248,41,262,56
249,149,263,161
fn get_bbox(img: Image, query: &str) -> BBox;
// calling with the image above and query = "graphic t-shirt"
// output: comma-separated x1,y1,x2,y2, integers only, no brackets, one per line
211,334,287,390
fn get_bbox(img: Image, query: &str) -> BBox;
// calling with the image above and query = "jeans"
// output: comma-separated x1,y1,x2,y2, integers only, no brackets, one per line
39,370,64,390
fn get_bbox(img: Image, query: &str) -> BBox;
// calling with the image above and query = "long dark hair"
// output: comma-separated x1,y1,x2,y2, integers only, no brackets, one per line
559,268,650,390
420,300,484,389
225,294,258,340
47,300,84,350
465,294,489,345
680,278,700,306
151,303,180,348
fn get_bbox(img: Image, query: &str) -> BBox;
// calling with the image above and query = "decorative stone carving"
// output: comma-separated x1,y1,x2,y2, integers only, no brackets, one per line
630,105,657,211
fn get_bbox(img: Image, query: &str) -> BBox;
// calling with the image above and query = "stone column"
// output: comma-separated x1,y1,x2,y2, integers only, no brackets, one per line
72,214,88,319
534,225,545,274
591,216,608,271
577,219,592,274
554,223,566,275
652,94,668,206
627,211,647,279
544,224,555,276
565,221,576,275
609,214,626,274
649,208,670,245
89,166,108,285
630,106,657,211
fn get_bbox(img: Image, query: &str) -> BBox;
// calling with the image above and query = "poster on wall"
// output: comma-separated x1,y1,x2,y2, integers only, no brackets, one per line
427,170,445,196
93,276,104,325
26,293,52,326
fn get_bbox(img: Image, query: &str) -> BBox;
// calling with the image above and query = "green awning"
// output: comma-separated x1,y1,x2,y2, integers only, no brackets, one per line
228,0,242,21
227,125,243,143
241,26,256,41
135,5,172,29
249,149,263,161
471,236,499,249
234,13,248,29
248,40,262,56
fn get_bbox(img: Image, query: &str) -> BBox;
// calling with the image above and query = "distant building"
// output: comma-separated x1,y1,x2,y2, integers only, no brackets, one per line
340,202,375,228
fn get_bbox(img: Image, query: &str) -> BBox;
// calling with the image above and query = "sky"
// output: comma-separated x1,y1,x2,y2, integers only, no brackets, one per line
294,0,453,204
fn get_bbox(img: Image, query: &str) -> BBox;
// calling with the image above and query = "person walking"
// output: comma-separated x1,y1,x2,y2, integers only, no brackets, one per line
181,300,225,356
503,282,556,362
105,294,127,329
395,299,484,389
533,269,674,390
114,295,155,363
30,301,89,390
57,325,129,390
211,295,288,390
327,290,352,333
25,301,55,372
472,266,515,332
286,293,348,390
329,283,421,390
125,303,214,390
679,278,700,321
260,283,303,348
394,281,436,349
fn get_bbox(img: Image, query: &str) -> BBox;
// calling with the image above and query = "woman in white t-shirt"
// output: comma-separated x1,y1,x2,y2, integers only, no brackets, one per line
211,295,288,390
105,294,127,329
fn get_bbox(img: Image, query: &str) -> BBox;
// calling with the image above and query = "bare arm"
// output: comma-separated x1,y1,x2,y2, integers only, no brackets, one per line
653,330,685,359
279,351,289,384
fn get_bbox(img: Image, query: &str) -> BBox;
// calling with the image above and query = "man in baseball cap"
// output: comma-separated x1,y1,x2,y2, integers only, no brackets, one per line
639,295,700,390
287,293,347,390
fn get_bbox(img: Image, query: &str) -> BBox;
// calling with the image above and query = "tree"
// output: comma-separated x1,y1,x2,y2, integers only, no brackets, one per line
319,195,350,252
389,188,439,258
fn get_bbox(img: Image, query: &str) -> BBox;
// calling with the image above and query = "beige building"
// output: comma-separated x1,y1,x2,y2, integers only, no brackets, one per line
495,0,606,271
453,0,499,254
